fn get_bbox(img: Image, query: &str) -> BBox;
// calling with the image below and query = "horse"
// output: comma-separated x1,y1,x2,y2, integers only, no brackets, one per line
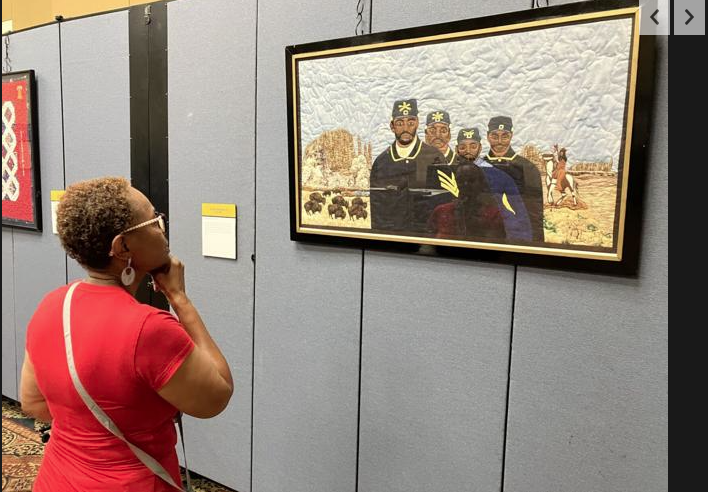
541,150,578,206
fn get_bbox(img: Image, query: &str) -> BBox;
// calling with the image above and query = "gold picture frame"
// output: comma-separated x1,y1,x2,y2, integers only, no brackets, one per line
287,0,654,273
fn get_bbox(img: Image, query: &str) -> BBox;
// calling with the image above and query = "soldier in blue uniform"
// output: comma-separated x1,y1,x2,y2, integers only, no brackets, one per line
455,127,533,241
483,116,544,242
369,99,446,233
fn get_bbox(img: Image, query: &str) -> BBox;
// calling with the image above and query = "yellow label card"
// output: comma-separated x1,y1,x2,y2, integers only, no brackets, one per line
201,203,237,218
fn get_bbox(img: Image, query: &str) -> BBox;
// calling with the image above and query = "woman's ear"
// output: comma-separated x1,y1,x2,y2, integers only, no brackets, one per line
110,235,131,261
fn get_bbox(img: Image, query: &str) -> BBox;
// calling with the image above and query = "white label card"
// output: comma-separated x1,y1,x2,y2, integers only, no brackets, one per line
202,216,236,259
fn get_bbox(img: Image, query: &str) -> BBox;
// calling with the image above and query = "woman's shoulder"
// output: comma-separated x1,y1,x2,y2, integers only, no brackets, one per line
26,284,76,341
35,283,74,310
138,306,182,332
33,282,179,327
118,299,180,332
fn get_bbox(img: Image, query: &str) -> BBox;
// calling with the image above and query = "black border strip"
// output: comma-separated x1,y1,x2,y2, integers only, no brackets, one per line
356,5,373,491
147,2,170,303
250,0,260,489
500,266,518,492
355,249,365,492
11,229,19,397
57,20,69,284
129,5,152,307
147,2,169,312
670,0,674,36
129,6,151,211
129,2,169,310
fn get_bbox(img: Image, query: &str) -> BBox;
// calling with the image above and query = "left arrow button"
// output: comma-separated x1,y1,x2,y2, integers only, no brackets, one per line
650,9,660,25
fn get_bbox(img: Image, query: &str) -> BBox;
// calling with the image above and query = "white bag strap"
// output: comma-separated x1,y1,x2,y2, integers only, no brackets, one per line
176,413,192,491
63,281,186,491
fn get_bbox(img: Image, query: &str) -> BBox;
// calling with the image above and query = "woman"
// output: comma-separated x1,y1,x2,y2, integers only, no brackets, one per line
19,176,233,491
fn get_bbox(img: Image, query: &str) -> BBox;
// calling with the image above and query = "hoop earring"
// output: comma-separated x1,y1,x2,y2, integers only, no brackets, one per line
121,258,135,286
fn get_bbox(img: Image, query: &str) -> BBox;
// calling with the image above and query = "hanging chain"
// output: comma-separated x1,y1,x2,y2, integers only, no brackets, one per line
355,0,365,35
3,34,10,74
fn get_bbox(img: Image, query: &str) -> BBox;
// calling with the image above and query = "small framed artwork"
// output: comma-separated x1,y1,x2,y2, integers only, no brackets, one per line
2,69,42,231
286,0,655,273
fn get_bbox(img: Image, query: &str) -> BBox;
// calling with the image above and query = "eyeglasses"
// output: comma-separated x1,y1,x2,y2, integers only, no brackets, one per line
122,212,166,234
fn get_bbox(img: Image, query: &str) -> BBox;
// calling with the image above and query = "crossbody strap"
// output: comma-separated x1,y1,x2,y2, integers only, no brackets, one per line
63,281,185,491
176,413,192,491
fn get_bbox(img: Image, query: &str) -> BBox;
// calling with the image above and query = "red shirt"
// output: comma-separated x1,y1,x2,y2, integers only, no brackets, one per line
26,282,194,491
427,201,505,239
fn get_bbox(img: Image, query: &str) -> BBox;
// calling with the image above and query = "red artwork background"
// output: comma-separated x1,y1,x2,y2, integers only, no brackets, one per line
2,76,35,223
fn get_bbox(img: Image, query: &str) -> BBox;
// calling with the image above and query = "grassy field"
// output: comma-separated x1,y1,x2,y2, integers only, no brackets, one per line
541,174,619,247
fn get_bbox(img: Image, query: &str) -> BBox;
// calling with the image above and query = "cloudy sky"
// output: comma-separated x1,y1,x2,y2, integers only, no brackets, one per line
298,17,633,168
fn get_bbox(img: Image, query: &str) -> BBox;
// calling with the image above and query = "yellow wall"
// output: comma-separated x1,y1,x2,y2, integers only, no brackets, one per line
53,1,129,20
9,0,53,31
3,0,157,32
2,1,12,26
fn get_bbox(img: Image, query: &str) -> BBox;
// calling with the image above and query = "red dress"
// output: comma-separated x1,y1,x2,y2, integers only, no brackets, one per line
26,282,195,491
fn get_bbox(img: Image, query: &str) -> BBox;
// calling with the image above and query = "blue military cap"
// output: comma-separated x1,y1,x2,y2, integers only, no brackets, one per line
426,110,451,125
488,116,514,132
457,127,482,143
391,99,419,118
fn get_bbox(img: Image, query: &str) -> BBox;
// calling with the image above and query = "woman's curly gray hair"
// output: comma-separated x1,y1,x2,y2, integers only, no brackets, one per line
56,177,134,269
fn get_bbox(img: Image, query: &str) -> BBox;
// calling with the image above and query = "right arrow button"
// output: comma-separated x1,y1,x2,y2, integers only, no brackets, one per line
686,9,695,25
676,0,704,35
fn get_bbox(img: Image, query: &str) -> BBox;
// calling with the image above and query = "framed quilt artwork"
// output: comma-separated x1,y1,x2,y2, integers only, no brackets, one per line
286,0,655,273
2,70,42,231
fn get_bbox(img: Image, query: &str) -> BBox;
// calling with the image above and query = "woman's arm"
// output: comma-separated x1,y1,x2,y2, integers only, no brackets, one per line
153,257,234,418
19,351,53,422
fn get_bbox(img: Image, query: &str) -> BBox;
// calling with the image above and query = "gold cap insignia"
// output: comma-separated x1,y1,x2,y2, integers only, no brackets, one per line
398,102,412,115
